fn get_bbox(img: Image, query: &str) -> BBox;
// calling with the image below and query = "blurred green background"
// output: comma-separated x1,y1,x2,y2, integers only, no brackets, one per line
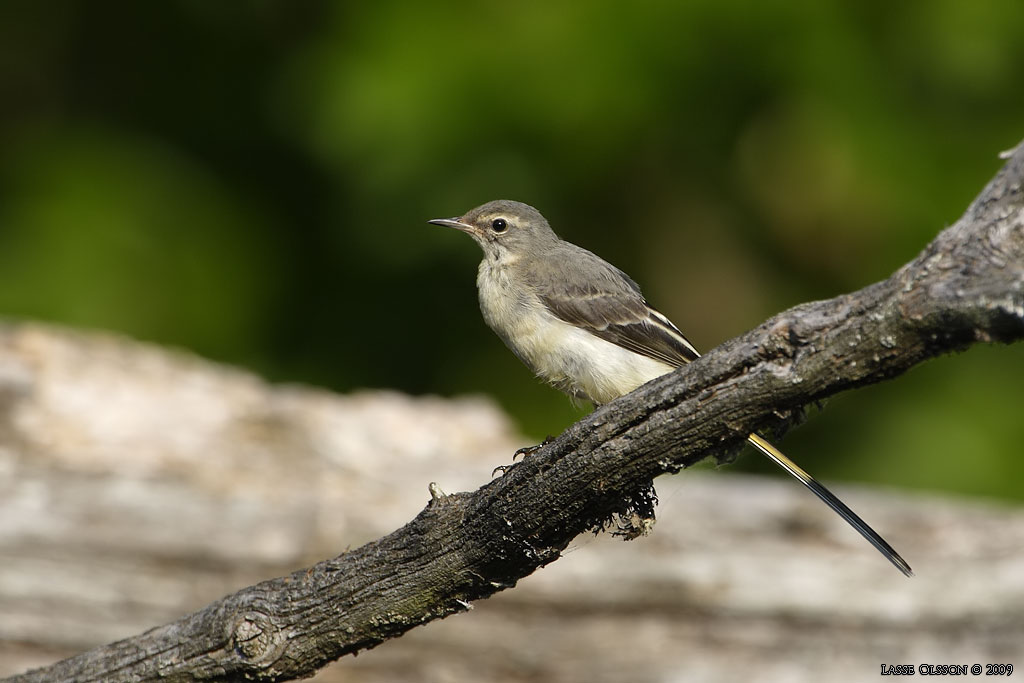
1,1,1022,500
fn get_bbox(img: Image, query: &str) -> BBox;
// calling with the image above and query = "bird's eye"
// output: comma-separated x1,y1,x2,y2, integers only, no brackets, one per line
491,218,508,233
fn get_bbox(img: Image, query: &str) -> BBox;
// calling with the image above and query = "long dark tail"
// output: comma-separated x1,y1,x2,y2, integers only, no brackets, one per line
747,433,913,577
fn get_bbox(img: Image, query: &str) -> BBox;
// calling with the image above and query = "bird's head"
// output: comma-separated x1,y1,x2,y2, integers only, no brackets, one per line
429,199,558,262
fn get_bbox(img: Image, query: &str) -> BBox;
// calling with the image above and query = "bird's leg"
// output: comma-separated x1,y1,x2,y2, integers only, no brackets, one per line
513,435,555,460
492,435,556,476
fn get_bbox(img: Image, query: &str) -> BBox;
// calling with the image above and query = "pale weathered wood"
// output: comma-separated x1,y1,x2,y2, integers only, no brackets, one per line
1,140,1023,682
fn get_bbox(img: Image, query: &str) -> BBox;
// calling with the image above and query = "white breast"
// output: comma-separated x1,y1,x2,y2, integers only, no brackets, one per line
476,260,674,404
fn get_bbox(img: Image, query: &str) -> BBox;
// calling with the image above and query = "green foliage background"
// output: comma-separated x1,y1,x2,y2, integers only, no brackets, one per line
1,1,1021,499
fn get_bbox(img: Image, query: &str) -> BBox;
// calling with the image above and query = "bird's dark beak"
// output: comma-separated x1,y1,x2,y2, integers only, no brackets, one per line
427,216,474,232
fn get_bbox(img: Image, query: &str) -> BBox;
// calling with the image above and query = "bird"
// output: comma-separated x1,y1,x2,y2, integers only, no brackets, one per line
429,199,912,577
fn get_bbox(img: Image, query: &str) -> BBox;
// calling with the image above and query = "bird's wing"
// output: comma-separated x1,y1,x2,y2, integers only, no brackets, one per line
534,248,700,368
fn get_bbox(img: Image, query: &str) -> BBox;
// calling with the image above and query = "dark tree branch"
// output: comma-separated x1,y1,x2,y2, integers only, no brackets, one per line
7,142,1023,683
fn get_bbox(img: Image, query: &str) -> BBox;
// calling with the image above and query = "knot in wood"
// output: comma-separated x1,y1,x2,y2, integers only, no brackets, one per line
230,611,286,663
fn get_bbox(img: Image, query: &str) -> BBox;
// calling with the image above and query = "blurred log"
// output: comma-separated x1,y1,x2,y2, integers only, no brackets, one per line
1,322,1022,683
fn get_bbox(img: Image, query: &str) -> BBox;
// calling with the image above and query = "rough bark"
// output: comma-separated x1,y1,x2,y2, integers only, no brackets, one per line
4,141,1023,682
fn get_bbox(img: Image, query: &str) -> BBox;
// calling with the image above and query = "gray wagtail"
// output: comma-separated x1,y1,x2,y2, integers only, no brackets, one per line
430,199,912,576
